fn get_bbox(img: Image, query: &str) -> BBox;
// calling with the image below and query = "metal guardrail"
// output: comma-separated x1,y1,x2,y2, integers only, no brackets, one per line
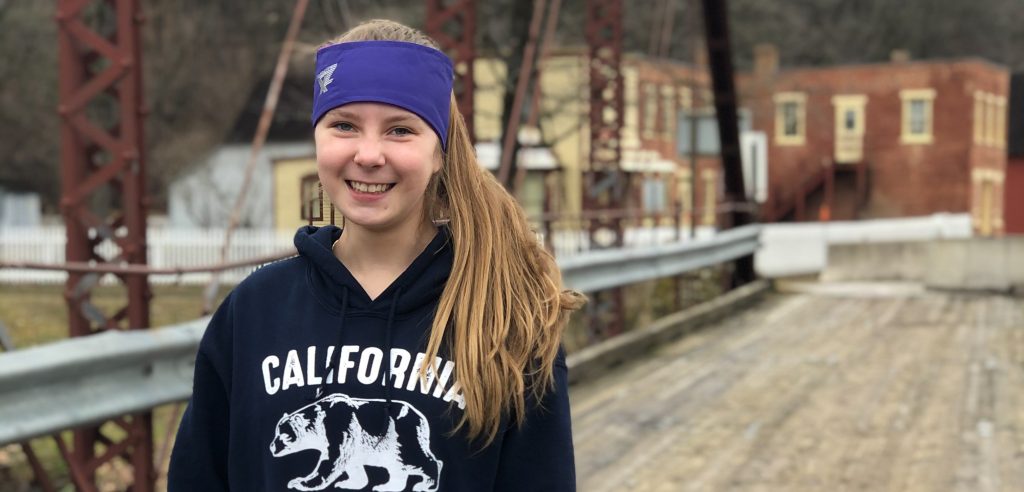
560,223,760,292
0,318,207,445
0,226,760,445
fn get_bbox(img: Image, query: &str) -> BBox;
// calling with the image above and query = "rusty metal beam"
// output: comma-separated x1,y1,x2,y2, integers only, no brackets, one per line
583,0,626,336
55,0,153,489
583,0,625,247
700,0,755,283
496,0,547,188
425,0,477,140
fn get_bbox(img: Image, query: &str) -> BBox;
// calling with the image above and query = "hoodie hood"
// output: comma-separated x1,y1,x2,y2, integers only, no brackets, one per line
294,224,453,318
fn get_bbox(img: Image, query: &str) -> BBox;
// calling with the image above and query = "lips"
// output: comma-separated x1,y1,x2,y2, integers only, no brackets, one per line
347,180,395,194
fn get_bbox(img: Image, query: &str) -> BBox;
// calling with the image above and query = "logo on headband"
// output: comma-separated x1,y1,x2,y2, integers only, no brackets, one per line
317,63,338,94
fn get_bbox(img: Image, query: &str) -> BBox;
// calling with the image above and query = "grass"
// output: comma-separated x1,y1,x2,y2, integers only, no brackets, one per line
0,283,229,349
0,282,229,491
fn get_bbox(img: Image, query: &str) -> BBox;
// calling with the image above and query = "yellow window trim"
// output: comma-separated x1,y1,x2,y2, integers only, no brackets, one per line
661,85,676,139
985,93,997,147
677,86,693,110
972,168,1006,184
642,82,658,140
701,169,717,225
995,95,1007,149
622,66,640,149
899,88,935,145
773,92,807,146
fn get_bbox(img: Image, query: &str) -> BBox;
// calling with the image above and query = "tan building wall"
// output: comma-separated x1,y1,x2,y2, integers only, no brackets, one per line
474,54,589,216
273,156,340,231
474,51,719,224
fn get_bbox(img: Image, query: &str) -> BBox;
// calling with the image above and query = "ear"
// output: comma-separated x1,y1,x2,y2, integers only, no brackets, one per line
432,143,443,174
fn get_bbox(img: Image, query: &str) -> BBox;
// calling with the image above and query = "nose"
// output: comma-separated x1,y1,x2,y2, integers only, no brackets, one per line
353,136,384,167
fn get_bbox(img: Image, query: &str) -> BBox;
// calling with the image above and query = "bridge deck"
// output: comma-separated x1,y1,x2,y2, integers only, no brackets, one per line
572,285,1024,491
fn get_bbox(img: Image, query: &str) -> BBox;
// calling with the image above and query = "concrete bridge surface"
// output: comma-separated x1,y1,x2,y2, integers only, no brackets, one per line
572,282,1024,491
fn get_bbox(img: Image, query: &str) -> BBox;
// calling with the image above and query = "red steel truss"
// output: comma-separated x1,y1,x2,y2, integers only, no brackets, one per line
425,0,477,140
583,0,626,247
583,0,626,336
50,0,153,489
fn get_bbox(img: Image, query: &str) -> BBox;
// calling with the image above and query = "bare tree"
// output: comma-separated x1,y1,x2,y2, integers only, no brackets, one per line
3,0,1023,214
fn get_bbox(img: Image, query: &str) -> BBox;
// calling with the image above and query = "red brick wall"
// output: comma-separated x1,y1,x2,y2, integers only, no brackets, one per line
1006,158,1024,234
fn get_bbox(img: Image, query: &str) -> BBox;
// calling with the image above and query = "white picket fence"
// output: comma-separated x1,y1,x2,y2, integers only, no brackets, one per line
0,223,717,285
0,226,294,285
3,213,972,285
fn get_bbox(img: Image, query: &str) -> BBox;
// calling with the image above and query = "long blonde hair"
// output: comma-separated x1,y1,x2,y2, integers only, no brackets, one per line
327,19,585,446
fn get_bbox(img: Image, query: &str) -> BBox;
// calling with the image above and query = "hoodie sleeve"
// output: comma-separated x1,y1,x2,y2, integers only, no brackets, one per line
168,293,235,492
493,349,576,492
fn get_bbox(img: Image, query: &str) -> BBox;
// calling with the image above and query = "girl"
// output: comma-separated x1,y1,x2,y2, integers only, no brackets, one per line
169,19,584,491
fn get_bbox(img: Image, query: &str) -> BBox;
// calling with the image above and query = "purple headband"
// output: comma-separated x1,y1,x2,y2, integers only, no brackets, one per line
311,40,454,150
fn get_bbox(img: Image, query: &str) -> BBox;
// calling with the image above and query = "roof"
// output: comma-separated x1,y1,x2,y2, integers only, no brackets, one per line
740,56,1010,81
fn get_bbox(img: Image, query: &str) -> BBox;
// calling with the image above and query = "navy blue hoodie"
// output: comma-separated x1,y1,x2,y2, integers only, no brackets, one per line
169,225,575,491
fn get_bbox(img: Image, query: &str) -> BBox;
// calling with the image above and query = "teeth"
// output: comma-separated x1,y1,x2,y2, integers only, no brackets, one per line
350,181,392,193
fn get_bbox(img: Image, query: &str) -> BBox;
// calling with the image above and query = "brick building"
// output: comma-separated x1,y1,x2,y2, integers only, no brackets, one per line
739,46,1010,235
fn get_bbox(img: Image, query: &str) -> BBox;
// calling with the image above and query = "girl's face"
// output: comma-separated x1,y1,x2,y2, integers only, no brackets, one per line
314,102,442,234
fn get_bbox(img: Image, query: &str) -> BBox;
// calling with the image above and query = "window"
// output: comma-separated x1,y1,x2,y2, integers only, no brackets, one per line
983,92,991,145
702,169,717,226
677,169,692,218
642,178,667,213
996,96,1007,149
300,174,340,224
677,86,692,111
908,100,927,133
974,91,1006,148
899,88,935,144
661,85,676,139
678,108,752,156
300,174,323,222
971,168,1005,235
974,91,985,144
773,92,806,145
622,67,640,148
642,83,658,139
783,103,800,133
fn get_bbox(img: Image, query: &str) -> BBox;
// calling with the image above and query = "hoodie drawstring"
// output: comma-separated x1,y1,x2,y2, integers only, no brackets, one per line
382,286,403,430
309,284,402,439
309,288,349,402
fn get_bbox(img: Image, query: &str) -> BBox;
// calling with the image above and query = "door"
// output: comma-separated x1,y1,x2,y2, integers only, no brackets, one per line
832,95,867,163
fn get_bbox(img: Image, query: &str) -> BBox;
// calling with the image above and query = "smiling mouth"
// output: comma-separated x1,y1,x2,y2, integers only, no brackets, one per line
347,180,395,194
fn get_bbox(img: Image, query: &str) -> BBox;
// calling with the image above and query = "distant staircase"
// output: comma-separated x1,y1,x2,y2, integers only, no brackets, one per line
761,159,869,223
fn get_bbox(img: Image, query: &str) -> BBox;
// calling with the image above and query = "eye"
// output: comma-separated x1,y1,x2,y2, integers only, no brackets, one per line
332,121,355,132
389,126,413,137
